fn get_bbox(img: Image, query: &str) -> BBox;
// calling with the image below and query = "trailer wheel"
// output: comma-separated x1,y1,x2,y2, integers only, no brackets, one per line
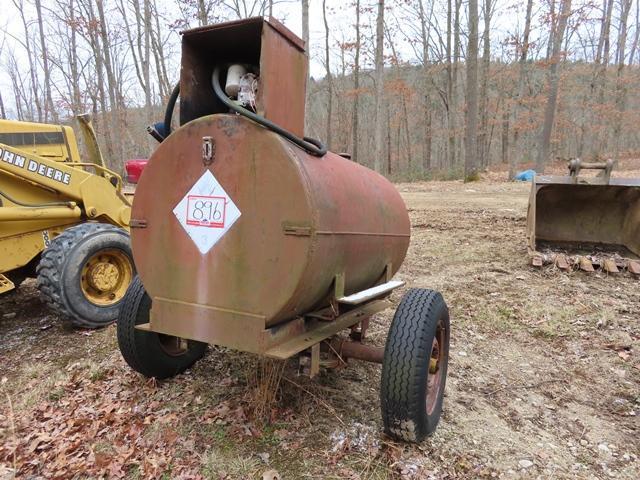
117,276,207,379
36,223,134,328
380,288,450,443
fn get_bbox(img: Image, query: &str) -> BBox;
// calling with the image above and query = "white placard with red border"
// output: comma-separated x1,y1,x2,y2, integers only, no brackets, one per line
173,170,241,254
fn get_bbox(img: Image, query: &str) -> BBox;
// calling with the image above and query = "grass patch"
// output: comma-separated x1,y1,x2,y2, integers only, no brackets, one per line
201,449,261,479
528,305,580,339
464,171,482,182
389,165,465,182
472,305,522,332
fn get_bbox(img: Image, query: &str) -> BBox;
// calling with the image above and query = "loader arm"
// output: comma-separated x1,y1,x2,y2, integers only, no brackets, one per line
0,142,131,227
76,114,106,170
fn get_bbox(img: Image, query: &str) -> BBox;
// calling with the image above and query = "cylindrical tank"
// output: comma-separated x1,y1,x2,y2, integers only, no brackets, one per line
131,115,410,327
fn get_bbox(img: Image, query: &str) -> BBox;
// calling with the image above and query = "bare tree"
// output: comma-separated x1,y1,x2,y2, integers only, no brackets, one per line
0,35,6,119
322,0,333,148
477,0,494,168
445,0,454,168
536,0,572,173
351,0,361,163
509,0,534,178
465,0,479,180
612,0,633,161
417,0,432,171
301,0,309,133
12,0,42,122
34,0,57,122
373,0,385,172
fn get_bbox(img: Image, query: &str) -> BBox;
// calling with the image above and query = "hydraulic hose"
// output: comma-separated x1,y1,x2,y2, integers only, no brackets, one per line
0,188,73,208
211,66,327,157
163,83,180,138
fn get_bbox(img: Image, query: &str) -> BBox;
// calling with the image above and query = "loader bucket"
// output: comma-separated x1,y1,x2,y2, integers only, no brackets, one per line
527,160,640,259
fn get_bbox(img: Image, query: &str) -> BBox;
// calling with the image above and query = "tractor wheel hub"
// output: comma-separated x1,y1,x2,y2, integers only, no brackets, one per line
88,262,120,292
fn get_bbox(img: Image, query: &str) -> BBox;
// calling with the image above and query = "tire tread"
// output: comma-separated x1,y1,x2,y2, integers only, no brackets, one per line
381,288,449,442
36,223,126,328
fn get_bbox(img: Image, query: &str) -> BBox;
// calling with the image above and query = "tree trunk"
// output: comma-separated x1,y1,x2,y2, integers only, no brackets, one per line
322,0,333,149
546,0,556,60
14,0,42,122
0,91,6,119
477,0,492,168
536,0,572,173
445,0,454,169
612,0,633,162
373,0,385,173
593,0,614,156
501,106,509,166
151,0,171,100
351,0,361,163
197,0,208,25
509,0,533,178
418,0,432,172
68,0,82,115
80,0,115,164
34,0,57,123
464,0,479,181
387,104,392,175
96,0,125,161
453,0,462,164
301,0,310,134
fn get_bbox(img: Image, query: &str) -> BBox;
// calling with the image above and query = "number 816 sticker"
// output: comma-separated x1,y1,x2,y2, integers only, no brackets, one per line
186,195,226,228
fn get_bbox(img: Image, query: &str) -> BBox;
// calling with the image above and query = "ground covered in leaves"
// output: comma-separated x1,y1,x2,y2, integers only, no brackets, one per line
1,179,639,479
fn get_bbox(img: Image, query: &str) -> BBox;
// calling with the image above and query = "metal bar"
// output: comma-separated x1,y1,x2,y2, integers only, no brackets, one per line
0,206,82,221
330,338,384,364
337,280,405,305
315,231,410,237
264,300,390,360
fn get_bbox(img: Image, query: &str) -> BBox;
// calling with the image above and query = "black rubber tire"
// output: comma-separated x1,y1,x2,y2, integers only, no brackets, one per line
117,276,207,379
36,223,134,328
380,288,450,443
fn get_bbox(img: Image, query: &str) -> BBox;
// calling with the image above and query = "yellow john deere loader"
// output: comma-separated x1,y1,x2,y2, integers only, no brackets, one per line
0,115,134,327
527,159,640,274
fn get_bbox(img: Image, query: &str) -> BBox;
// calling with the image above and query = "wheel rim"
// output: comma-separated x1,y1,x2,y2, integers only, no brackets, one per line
158,334,189,356
80,248,133,306
426,318,448,415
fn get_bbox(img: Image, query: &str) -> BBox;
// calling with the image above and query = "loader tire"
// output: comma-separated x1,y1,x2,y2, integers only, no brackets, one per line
380,288,450,443
36,223,134,328
117,276,207,379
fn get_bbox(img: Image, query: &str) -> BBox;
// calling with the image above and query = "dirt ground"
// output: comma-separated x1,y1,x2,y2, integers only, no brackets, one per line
1,179,638,479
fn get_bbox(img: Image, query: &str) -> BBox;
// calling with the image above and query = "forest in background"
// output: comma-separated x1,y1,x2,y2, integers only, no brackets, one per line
1,0,639,180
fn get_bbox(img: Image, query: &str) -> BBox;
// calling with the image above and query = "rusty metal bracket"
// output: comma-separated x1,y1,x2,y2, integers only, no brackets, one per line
283,224,312,236
130,219,148,228
264,299,390,360
202,136,215,165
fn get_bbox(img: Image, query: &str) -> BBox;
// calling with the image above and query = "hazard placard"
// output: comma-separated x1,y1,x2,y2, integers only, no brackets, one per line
173,170,241,254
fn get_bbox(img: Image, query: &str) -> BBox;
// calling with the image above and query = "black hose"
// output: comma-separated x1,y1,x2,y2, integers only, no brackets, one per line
0,188,72,208
163,83,180,138
211,66,327,157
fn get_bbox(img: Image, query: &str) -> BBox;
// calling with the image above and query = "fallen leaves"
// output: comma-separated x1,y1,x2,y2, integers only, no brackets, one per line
0,358,205,479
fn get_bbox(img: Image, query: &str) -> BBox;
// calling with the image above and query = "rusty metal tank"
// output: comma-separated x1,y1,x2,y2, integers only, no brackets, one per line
131,114,410,329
